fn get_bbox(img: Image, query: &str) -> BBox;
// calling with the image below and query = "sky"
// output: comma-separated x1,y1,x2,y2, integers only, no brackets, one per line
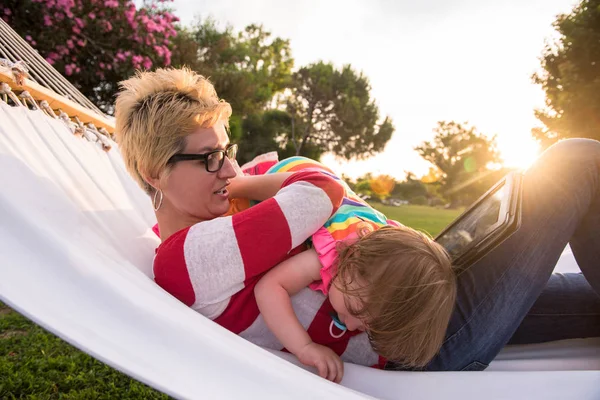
172,0,579,180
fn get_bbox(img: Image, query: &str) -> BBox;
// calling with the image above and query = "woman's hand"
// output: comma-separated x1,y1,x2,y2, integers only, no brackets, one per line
297,342,344,383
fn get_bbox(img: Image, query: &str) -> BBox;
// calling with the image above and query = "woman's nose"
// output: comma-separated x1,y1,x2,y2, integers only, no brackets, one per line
218,156,237,179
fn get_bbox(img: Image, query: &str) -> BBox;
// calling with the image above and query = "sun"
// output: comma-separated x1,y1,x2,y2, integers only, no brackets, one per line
499,137,541,171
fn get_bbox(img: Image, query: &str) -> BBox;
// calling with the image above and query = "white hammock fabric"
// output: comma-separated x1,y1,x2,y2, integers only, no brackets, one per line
1,102,599,399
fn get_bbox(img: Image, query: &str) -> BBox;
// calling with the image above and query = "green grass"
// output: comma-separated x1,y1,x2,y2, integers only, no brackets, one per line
0,205,460,398
0,302,169,399
370,203,463,237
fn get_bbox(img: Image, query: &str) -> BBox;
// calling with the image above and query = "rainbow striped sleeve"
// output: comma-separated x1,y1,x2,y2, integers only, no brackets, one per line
267,157,391,241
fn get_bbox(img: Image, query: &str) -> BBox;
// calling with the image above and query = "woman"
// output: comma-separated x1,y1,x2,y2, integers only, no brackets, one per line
115,67,600,372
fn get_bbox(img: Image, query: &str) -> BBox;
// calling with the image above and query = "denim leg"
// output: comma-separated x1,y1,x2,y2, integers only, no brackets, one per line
390,138,600,371
508,273,600,345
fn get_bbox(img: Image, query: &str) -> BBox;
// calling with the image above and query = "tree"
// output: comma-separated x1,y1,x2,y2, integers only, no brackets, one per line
369,175,396,200
236,110,288,164
172,19,294,137
2,0,178,113
286,61,394,160
415,121,504,206
353,173,375,199
532,0,600,148
171,19,294,155
391,172,428,201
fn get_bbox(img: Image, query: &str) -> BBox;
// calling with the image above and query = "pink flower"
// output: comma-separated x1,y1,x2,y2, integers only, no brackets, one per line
3,8,12,16
43,15,52,26
153,45,164,57
101,20,112,32
66,39,74,49
65,64,74,76
72,26,81,34
142,56,152,70
77,39,85,47
56,0,75,9
46,57,55,65
145,19,157,33
88,12,96,20
104,0,118,8
163,48,171,65
115,51,126,61
99,62,105,69
74,17,84,28
25,35,32,41
56,45,69,56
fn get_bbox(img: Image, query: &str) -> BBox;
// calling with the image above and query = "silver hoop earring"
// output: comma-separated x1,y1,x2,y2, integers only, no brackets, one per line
153,189,164,211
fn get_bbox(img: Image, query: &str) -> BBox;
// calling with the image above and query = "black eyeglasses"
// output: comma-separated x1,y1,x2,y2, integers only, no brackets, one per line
167,143,238,173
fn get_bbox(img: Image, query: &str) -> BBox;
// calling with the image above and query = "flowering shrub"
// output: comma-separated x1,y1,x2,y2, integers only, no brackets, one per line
2,0,179,112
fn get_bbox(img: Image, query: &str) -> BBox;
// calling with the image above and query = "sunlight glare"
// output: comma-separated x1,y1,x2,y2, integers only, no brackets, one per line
499,136,541,171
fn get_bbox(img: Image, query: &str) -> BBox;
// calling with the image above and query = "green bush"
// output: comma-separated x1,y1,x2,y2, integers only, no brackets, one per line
410,195,428,205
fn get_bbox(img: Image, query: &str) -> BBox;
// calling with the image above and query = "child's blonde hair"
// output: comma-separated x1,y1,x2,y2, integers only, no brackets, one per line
334,225,456,367
115,68,232,195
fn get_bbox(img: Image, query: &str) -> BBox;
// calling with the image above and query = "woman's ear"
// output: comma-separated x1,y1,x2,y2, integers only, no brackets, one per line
143,174,161,192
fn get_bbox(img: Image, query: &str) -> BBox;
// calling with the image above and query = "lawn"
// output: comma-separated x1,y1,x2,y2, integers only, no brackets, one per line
370,203,463,237
0,302,169,399
0,205,461,399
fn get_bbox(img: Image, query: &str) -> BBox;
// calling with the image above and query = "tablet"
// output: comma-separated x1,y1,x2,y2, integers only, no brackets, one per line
434,171,523,269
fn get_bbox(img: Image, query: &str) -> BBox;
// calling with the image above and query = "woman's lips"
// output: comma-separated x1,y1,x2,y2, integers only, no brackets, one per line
214,188,228,197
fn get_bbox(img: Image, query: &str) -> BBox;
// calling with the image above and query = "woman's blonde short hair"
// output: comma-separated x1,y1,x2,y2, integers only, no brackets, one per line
335,225,457,368
114,68,232,194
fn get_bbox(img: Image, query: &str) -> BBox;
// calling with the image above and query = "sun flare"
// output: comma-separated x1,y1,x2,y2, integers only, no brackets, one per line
499,137,541,171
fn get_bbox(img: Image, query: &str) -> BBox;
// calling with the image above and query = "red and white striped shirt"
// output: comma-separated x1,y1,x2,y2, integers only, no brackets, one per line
153,171,383,367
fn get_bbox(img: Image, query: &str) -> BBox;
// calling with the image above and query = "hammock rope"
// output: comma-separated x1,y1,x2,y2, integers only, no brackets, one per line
0,17,104,115
0,20,114,150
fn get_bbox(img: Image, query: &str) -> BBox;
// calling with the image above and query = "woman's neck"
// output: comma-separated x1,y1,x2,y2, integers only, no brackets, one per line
155,206,204,243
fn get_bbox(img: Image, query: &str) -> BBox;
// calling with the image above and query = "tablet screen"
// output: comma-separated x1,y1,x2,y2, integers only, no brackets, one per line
436,182,506,260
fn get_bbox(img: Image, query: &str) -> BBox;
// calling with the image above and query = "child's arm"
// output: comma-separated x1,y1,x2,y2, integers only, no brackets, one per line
228,173,294,201
255,248,344,383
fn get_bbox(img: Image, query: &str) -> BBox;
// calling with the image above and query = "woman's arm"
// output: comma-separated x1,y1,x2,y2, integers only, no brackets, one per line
173,171,345,315
255,248,344,382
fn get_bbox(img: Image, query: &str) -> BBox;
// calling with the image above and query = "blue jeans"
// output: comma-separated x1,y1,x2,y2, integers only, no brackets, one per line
388,138,600,371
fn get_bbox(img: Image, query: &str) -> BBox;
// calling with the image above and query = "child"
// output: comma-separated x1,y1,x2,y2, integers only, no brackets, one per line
254,157,457,383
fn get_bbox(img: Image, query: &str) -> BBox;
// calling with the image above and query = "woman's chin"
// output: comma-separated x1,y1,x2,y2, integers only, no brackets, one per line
211,198,231,216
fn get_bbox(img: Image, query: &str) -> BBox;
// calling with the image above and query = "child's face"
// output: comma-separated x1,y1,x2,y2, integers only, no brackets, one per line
328,281,366,332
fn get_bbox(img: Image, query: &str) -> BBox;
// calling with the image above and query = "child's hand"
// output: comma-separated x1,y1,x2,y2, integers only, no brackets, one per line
231,159,244,177
297,342,344,383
